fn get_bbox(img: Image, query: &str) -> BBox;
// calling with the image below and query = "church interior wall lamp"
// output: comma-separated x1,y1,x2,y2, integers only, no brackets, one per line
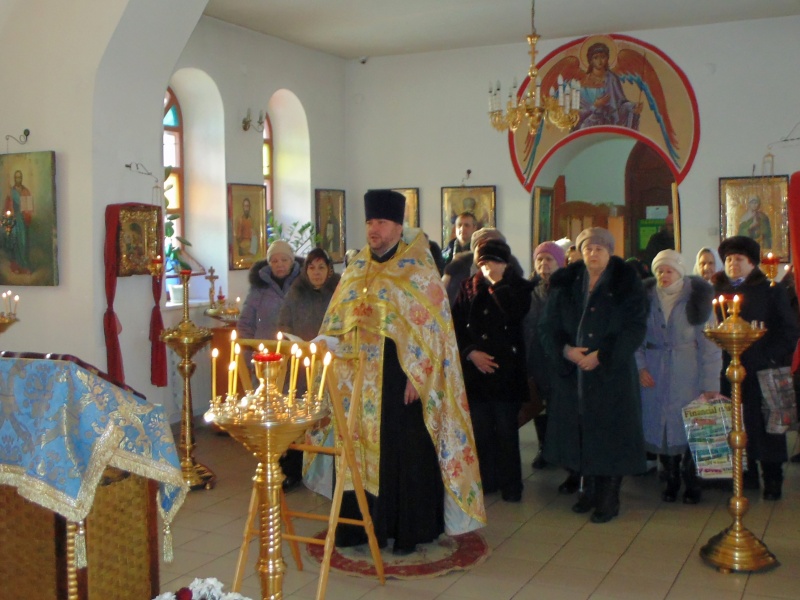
4,129,30,150
242,109,266,132
488,0,579,135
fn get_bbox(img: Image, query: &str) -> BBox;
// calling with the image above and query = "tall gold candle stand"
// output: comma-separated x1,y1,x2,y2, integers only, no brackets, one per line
206,356,328,600
701,295,776,572
161,270,216,490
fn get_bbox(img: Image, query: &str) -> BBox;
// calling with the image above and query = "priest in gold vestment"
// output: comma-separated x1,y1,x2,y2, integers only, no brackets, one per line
320,189,485,555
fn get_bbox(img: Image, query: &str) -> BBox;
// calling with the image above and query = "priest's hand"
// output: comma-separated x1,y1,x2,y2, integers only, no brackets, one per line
404,379,420,405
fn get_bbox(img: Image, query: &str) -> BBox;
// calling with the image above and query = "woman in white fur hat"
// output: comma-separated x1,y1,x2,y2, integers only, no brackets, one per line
635,249,721,504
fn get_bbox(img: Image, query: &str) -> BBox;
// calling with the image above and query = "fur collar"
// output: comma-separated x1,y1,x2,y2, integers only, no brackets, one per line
549,256,640,302
711,267,768,290
644,275,713,325
247,258,302,289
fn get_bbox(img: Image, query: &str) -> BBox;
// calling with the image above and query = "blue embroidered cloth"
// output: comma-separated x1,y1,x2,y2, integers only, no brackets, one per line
0,354,186,525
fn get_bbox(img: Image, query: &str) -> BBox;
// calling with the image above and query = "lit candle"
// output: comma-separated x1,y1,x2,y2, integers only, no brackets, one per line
2,292,7,314
233,343,241,395
292,347,303,397
718,295,726,319
288,343,299,395
317,352,332,402
711,299,719,327
309,342,317,396
227,361,236,396
733,294,740,314
230,329,237,362
13,295,18,315
258,343,265,352
211,348,219,395
304,356,311,396
276,331,283,354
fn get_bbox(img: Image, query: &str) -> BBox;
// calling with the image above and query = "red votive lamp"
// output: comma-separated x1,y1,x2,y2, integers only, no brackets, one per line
180,269,192,276
253,351,283,363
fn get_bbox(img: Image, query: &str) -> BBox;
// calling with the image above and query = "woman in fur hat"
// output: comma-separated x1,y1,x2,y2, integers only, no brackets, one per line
636,250,721,504
712,236,800,500
539,227,647,523
452,239,533,502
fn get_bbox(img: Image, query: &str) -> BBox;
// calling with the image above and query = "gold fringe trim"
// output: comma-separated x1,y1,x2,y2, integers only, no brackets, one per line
162,521,174,563
74,520,87,569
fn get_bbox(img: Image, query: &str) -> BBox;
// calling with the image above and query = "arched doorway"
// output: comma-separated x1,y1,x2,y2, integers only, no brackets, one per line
625,141,676,259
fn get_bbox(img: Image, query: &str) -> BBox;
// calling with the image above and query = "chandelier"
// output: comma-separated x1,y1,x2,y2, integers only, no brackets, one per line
488,0,580,134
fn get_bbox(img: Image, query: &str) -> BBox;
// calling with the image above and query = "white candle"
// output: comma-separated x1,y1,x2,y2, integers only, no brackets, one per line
13,295,18,315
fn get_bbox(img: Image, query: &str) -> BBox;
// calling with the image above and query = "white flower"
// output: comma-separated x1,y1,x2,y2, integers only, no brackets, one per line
152,594,176,600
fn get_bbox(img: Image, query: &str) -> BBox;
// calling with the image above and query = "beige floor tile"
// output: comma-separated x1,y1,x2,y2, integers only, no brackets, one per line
549,543,620,573
665,581,744,600
610,551,683,583
589,572,672,600
529,564,605,594
513,581,592,600
440,571,531,600
744,570,800,599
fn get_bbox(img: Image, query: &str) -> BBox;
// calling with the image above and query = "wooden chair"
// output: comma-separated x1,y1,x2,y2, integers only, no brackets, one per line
231,341,385,599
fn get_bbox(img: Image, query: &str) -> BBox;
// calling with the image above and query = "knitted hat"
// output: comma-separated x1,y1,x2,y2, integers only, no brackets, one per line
652,249,685,277
364,189,405,224
476,239,511,264
534,241,566,268
576,227,614,254
471,227,505,248
267,239,294,261
718,235,760,266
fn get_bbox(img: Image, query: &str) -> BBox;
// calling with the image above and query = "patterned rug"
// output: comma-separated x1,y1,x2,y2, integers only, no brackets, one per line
305,530,490,579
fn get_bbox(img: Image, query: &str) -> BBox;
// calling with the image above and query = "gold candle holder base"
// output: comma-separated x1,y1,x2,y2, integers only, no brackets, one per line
0,316,18,334
701,526,778,573
214,409,327,600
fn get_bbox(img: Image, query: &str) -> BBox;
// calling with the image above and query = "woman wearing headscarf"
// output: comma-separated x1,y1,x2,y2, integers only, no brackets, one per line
277,248,341,494
539,227,647,523
522,241,566,473
712,236,800,500
238,240,301,341
452,239,533,502
693,247,720,282
636,250,721,504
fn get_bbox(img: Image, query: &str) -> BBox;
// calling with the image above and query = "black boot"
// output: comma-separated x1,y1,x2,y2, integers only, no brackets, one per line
682,450,702,504
762,462,783,501
531,414,548,469
572,475,595,513
591,476,621,523
558,470,580,494
660,454,681,503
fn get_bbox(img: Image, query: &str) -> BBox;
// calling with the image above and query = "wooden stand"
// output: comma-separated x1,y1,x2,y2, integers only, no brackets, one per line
230,349,385,600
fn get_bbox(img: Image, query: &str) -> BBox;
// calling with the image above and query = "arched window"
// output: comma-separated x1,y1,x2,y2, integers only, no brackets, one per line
262,113,273,211
163,88,184,230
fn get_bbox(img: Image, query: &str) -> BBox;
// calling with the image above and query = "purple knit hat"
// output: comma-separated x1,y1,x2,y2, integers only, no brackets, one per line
534,241,566,268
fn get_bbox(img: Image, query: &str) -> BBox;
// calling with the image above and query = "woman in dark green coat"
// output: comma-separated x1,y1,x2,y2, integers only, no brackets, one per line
539,227,648,523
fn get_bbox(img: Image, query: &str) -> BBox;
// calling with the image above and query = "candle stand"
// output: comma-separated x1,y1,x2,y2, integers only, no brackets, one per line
207,357,328,600
161,270,215,490
701,297,776,573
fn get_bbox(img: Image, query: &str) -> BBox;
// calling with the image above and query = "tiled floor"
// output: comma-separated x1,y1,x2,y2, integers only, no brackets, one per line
160,425,800,599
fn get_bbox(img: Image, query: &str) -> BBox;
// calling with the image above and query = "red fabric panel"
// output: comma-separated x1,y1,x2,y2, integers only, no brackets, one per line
104,205,125,384
150,213,167,387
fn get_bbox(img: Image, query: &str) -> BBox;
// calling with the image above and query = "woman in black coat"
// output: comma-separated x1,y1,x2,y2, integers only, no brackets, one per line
452,239,532,502
539,228,647,523
712,236,800,500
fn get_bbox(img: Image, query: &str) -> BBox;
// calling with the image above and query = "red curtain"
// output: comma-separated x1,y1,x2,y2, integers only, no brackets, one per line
788,172,800,372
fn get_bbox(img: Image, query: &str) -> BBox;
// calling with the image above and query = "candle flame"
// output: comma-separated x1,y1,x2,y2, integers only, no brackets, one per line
231,330,237,341
323,352,332,366
212,348,219,358
733,294,739,303
310,342,317,354
258,343,265,351
277,331,283,341
234,343,241,355
228,361,236,371
290,343,298,355
304,357,310,367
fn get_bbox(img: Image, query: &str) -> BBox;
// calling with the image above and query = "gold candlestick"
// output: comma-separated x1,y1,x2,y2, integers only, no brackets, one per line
701,298,776,573
207,355,328,600
161,270,215,490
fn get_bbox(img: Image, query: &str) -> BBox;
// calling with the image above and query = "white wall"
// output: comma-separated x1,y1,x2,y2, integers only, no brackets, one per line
344,16,800,273
4,5,800,423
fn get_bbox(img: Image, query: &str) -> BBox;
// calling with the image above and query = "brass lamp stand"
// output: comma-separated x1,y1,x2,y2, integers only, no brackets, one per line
161,270,215,490
701,296,776,572
207,357,328,600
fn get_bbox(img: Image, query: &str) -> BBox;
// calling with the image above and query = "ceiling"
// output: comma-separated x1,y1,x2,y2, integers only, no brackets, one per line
203,0,800,60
